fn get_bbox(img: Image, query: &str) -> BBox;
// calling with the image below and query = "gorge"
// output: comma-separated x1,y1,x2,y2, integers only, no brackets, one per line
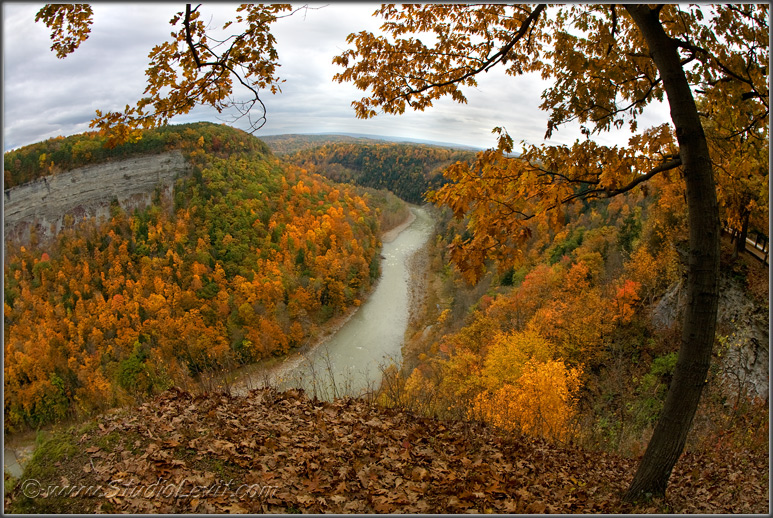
230,205,435,399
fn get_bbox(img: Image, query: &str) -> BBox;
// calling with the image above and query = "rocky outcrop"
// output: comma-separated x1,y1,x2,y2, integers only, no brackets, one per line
651,274,769,401
713,275,769,401
4,151,189,244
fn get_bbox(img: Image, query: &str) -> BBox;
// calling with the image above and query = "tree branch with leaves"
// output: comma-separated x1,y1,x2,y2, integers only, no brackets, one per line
34,3,306,147
334,3,768,500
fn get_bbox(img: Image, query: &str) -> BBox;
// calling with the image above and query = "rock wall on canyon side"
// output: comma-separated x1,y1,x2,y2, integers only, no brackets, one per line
4,151,189,245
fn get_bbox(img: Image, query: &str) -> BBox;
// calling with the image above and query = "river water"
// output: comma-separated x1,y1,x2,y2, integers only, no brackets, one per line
230,205,434,399
2,206,433,478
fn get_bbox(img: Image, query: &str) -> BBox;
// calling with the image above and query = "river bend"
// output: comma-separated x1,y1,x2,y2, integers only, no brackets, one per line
232,205,434,399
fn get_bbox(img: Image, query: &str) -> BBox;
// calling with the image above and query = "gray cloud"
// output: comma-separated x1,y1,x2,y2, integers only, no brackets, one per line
3,3,671,154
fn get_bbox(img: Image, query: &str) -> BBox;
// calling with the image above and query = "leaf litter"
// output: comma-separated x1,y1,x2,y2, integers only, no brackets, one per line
5,387,768,513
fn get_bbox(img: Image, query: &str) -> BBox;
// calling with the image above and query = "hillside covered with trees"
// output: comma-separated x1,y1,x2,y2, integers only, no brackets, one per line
280,141,476,204
4,123,390,431
260,134,380,156
386,169,768,458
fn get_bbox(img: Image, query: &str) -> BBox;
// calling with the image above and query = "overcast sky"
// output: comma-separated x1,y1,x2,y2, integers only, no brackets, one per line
3,3,672,153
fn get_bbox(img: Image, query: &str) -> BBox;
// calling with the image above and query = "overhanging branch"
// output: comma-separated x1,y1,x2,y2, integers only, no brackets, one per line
527,156,684,217
603,157,682,197
480,156,683,224
389,4,546,103
184,4,203,68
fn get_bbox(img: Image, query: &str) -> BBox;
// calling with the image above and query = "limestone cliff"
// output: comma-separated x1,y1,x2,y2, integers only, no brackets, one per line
651,273,769,400
4,151,189,244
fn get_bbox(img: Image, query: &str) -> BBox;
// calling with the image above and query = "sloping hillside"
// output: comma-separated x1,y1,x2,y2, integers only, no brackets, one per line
3,123,387,432
279,140,477,204
4,387,767,514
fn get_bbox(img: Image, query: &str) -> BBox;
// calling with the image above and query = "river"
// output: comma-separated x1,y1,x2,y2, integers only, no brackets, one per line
230,205,434,399
3,206,434,477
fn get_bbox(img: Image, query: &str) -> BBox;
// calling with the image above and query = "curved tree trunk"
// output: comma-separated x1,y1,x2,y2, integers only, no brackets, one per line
623,5,721,500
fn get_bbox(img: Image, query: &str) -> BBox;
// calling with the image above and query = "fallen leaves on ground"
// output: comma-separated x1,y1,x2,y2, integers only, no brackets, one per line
6,387,768,513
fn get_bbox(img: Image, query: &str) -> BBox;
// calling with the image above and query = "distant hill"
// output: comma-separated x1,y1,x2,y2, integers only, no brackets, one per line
261,133,482,156
274,139,478,204
330,132,483,151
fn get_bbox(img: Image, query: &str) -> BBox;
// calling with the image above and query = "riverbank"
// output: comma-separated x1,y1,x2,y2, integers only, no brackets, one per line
382,206,416,243
225,299,368,396
225,205,422,396
404,213,432,349
3,432,36,479
3,203,428,476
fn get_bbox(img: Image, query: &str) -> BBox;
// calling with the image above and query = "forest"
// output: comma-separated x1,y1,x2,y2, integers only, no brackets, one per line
384,169,768,455
4,123,388,430
260,134,380,156
3,3,769,512
280,142,476,204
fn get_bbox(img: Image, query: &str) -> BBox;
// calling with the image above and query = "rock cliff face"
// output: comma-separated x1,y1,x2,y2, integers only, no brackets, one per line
4,151,189,244
652,274,769,400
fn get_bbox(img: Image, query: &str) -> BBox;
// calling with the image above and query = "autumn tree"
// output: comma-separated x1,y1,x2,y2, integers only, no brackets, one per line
701,97,769,260
333,4,768,500
467,329,582,442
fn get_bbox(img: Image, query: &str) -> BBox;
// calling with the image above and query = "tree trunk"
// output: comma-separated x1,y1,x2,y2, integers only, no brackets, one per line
623,5,721,500
731,206,751,261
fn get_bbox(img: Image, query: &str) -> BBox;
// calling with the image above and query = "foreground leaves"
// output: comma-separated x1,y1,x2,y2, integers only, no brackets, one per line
6,388,768,514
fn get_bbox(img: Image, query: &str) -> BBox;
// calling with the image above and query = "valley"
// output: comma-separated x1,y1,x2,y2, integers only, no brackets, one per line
227,205,434,400
3,122,768,514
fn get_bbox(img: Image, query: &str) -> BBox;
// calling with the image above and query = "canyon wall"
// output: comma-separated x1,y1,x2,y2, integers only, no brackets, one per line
652,275,769,401
4,151,190,244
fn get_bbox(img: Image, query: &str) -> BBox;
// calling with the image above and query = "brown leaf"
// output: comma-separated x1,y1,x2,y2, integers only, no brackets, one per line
411,466,428,481
220,503,249,514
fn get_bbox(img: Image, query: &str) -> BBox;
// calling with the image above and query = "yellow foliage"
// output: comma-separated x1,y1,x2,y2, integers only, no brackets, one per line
437,308,451,325
402,368,438,413
624,244,680,304
526,287,611,367
472,358,582,442
449,330,584,442
479,330,555,391
438,349,484,403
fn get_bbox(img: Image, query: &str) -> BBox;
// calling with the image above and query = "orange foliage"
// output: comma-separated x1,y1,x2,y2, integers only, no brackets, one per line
614,279,642,324
3,125,382,430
